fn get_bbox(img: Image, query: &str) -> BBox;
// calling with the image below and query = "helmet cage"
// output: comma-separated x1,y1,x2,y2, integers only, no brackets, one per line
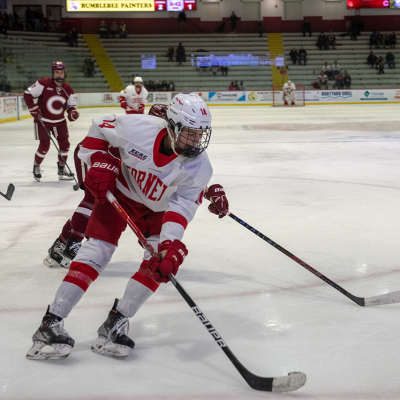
167,117,211,158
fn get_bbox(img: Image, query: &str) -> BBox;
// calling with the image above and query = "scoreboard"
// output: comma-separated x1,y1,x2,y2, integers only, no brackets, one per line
347,0,400,8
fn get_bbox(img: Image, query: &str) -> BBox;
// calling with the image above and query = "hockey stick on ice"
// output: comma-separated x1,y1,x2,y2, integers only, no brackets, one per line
106,191,306,393
227,211,400,307
37,116,79,191
0,184,15,201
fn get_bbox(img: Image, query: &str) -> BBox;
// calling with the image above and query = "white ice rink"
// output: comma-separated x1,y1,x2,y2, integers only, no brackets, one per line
1,104,400,400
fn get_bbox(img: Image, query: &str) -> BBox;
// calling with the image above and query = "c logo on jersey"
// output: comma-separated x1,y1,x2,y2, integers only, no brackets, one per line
46,95,66,115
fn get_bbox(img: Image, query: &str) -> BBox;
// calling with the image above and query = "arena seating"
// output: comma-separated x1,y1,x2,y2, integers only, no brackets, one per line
282,31,400,89
100,33,273,91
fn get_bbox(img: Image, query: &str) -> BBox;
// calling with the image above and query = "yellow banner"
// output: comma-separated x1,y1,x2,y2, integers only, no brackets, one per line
67,0,155,12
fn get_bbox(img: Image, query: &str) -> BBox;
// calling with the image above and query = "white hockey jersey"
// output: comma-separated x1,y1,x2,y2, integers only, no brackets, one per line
283,81,296,93
78,114,213,243
120,85,148,113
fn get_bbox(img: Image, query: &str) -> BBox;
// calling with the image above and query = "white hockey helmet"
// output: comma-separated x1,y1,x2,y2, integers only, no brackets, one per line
166,93,212,158
134,76,143,83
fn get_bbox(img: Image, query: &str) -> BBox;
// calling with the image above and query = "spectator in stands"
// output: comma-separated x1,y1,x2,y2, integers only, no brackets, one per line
99,21,108,38
71,28,78,47
176,42,186,65
377,31,384,49
229,82,235,90
110,21,119,38
230,12,238,33
210,65,219,75
257,21,263,38
147,80,155,91
239,81,245,90
317,32,328,50
376,56,385,74
334,72,344,89
25,8,33,31
390,31,396,49
369,32,378,49
154,80,161,90
332,60,341,78
178,11,187,33
367,51,377,68
168,80,175,91
322,62,333,80
386,51,395,69
234,81,240,90
317,70,328,89
220,64,229,76
65,30,73,46
119,21,127,38
384,33,391,49
345,20,352,37
82,59,90,77
343,71,351,89
298,46,307,65
303,20,312,37
327,31,336,50
167,46,174,62
289,48,298,65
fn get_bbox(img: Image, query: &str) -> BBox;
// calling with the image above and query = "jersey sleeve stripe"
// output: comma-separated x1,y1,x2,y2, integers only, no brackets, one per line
81,136,110,152
162,211,188,230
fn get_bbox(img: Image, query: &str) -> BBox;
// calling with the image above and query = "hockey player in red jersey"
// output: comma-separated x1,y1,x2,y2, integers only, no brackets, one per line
27,93,229,361
24,61,79,182
43,102,229,271
119,76,148,114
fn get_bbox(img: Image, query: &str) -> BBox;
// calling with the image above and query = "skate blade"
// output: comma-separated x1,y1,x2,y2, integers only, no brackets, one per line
91,337,131,360
26,342,72,360
34,177,41,182
43,255,60,268
60,257,71,269
58,176,74,181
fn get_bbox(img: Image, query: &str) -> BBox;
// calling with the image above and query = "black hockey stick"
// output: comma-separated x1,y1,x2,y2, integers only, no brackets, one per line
37,116,79,191
0,183,15,201
227,211,400,307
106,191,306,392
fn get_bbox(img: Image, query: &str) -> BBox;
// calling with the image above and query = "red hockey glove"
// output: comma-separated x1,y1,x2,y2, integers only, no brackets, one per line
120,99,127,109
67,109,80,122
85,153,120,203
204,184,229,218
30,106,43,122
148,240,188,283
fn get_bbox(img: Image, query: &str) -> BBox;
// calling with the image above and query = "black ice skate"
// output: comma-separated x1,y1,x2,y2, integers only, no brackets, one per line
33,165,41,182
26,306,75,360
91,299,135,360
57,162,74,181
43,238,66,268
60,237,82,269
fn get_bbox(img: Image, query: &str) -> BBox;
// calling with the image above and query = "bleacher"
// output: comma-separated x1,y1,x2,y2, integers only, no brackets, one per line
1,31,108,92
282,31,400,89
101,33,273,91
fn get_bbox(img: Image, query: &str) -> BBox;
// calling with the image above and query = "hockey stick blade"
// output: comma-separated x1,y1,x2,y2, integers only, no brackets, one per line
228,212,400,307
106,192,306,392
0,184,15,201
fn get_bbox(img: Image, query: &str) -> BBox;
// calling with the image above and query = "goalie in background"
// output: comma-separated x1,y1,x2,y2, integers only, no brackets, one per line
282,80,296,106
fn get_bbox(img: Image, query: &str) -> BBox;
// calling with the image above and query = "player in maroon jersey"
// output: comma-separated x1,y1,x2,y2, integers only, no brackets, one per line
24,61,80,183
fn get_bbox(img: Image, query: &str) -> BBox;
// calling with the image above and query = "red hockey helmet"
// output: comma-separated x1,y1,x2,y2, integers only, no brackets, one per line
51,61,67,82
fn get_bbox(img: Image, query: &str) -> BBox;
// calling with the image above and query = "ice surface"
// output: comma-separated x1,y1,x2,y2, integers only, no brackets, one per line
1,104,400,399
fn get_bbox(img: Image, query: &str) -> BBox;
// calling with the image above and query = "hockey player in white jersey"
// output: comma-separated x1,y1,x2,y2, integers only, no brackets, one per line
283,80,296,106
119,76,148,114
27,93,228,361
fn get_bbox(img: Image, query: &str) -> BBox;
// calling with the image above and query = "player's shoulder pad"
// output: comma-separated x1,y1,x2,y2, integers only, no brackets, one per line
39,77,52,86
183,151,213,188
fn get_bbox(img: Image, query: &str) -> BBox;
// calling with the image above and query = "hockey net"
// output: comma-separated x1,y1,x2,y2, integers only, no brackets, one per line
272,85,305,107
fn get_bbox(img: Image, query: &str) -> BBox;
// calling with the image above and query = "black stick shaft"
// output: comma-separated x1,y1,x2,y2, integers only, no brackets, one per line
37,116,79,188
228,212,364,306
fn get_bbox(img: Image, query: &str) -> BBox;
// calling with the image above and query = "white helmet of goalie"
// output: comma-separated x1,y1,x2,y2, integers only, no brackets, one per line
166,93,212,158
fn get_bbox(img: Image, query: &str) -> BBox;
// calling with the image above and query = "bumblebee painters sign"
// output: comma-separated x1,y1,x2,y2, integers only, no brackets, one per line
67,0,155,11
